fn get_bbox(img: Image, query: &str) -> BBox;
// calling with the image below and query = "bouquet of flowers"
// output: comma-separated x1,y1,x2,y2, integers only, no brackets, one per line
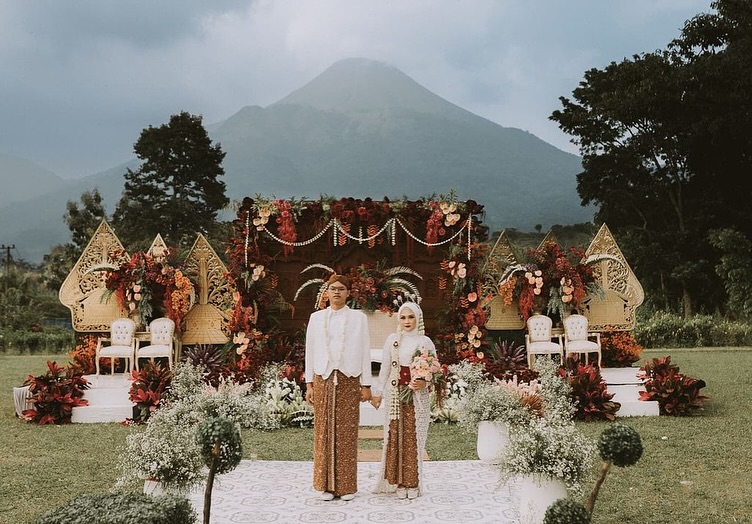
399,348,447,407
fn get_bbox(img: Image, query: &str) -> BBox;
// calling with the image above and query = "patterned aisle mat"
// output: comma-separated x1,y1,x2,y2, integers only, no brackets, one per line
189,460,520,523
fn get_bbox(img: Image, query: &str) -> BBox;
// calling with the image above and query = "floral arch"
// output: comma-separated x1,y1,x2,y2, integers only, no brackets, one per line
225,194,491,369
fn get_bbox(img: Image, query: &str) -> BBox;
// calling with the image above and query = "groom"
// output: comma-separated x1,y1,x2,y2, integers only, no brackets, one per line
305,274,372,501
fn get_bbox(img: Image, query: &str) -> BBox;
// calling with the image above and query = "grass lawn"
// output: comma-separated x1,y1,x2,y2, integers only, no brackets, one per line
1,349,751,524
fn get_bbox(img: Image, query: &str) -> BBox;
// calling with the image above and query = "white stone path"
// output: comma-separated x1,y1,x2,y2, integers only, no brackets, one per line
188,460,521,523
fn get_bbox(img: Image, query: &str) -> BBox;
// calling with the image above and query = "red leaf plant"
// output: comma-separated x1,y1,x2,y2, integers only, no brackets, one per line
128,361,173,423
638,356,708,416
560,360,621,421
22,361,90,425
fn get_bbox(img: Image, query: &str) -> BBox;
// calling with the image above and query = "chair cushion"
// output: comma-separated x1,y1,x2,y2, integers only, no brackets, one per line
528,341,562,353
566,340,599,352
138,344,171,357
99,345,134,358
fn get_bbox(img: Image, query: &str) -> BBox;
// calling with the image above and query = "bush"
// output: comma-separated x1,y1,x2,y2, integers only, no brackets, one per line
598,423,643,467
0,328,75,354
638,356,709,416
129,361,173,423
635,311,752,348
34,492,197,524
600,330,642,367
23,361,90,424
544,497,591,523
560,361,620,422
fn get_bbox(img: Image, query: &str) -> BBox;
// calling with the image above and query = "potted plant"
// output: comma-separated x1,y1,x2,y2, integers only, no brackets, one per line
496,358,596,524
116,363,282,494
450,360,544,463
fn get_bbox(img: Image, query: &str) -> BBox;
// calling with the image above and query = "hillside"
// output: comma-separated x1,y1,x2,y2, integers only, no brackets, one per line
0,154,68,209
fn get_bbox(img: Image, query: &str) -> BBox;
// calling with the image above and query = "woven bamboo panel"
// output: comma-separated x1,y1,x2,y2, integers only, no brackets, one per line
180,234,233,345
580,224,644,331
147,233,168,261
537,231,560,250
486,295,525,330
58,220,126,332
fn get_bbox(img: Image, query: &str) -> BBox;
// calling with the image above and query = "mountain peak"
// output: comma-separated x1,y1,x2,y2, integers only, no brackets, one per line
273,57,471,120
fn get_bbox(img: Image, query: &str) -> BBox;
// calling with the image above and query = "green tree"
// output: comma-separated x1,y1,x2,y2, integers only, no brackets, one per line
113,111,229,248
1,270,43,330
709,228,752,320
64,188,108,255
550,0,751,317
672,0,752,237
41,189,109,291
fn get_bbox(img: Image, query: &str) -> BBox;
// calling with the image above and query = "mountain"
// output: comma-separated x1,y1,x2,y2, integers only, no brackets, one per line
0,154,68,209
0,58,591,263
212,58,590,230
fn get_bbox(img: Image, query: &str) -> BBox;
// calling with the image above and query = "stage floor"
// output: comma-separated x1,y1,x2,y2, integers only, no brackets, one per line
187,460,521,523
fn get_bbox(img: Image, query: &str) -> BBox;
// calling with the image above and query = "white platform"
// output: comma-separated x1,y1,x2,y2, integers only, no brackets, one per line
600,367,660,417
71,374,134,423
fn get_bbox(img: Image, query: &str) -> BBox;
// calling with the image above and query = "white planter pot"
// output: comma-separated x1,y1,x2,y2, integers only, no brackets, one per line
516,474,568,524
476,420,509,463
143,478,200,497
143,479,167,496
13,385,33,418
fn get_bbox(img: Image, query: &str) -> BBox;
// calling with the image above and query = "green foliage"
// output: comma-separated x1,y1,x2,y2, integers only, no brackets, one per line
35,492,197,524
598,423,643,467
196,417,242,474
3,351,752,523
40,243,78,293
543,497,591,524
113,111,229,248
635,311,752,348
65,189,108,255
0,327,74,354
709,227,752,320
0,271,44,330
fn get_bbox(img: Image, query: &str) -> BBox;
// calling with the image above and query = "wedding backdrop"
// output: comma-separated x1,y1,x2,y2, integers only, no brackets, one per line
58,194,644,376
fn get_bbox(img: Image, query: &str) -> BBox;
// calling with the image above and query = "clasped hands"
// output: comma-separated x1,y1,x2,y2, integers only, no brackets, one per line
370,378,426,409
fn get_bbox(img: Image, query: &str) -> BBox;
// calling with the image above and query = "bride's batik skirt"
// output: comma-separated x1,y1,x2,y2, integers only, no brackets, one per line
384,390,419,489
312,371,360,497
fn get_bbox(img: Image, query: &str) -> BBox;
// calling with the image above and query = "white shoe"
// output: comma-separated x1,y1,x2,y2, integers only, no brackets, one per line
340,493,355,501
407,488,419,499
396,487,407,499
320,492,335,501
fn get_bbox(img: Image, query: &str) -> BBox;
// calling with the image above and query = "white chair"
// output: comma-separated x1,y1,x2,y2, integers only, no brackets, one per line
525,314,564,368
96,317,137,375
136,317,176,371
563,314,602,367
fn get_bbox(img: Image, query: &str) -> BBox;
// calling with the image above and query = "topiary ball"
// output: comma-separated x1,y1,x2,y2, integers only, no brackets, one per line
543,497,591,524
598,423,643,467
196,416,243,474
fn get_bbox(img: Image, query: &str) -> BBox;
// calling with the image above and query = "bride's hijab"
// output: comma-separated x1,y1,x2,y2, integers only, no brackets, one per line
397,302,425,336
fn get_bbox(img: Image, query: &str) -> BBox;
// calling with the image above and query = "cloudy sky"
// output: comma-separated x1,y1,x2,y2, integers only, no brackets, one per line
1,0,712,179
